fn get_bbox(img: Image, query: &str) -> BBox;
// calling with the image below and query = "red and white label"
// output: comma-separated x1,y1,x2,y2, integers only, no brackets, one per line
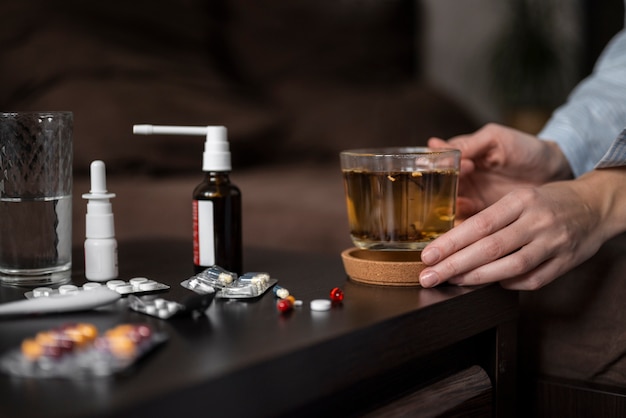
193,200,215,266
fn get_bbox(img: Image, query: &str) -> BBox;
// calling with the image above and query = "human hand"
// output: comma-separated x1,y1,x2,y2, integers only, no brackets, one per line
418,168,626,290
428,123,573,219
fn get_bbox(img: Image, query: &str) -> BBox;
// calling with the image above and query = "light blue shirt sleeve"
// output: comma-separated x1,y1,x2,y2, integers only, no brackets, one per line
595,128,626,168
539,23,626,177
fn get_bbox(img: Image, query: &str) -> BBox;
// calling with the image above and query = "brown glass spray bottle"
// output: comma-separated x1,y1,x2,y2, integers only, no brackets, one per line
192,126,242,274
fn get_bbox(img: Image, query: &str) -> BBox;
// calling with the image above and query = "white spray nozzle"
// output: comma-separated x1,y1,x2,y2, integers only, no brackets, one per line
82,160,115,200
82,160,116,240
132,124,231,172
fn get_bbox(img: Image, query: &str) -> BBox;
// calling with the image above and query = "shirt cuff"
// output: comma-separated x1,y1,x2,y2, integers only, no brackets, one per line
595,128,626,169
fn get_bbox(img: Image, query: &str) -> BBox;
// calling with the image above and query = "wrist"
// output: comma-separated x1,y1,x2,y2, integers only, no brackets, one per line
543,140,574,181
578,167,626,241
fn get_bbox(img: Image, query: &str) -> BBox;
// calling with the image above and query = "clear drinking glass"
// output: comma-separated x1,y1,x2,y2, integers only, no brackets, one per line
0,111,73,285
340,147,460,251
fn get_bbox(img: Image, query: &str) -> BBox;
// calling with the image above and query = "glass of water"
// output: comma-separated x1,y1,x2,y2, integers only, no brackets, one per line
0,111,73,286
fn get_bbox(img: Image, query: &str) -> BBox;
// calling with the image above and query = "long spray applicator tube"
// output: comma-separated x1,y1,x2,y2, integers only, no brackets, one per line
133,124,210,136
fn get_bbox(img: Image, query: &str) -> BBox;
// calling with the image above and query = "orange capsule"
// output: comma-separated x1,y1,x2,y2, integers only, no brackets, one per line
75,323,98,342
107,335,137,359
21,339,43,361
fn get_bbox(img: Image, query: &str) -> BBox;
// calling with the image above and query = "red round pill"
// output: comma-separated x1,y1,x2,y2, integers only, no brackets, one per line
277,299,293,313
330,287,344,302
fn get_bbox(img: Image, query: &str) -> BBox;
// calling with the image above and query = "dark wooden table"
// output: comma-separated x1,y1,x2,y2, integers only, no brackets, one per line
0,239,518,418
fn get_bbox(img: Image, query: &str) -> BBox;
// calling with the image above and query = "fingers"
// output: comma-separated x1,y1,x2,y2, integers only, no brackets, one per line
447,242,552,289
423,195,523,264
419,192,532,287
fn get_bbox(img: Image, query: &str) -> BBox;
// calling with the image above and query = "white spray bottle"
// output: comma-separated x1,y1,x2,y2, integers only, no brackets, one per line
82,160,119,281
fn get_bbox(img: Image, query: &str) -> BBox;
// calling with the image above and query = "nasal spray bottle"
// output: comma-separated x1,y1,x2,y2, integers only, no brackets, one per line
133,124,242,274
82,160,119,281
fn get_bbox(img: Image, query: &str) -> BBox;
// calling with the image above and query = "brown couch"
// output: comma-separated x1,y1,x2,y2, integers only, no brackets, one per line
0,0,477,256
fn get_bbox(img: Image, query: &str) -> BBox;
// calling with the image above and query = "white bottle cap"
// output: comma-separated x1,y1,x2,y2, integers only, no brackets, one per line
202,126,231,172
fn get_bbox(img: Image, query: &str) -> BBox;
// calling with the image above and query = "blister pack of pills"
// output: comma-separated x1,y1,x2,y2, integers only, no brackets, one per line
24,278,169,300
0,322,167,379
128,291,216,319
181,267,277,299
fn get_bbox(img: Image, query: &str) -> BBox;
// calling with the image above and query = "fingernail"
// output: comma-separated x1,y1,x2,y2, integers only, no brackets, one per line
419,270,439,287
421,247,440,265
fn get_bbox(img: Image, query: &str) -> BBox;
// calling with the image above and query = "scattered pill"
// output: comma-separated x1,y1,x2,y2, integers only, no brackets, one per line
277,298,293,313
310,299,331,311
273,285,289,299
330,287,344,303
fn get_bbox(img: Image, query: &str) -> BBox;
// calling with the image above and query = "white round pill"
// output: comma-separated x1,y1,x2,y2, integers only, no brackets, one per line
83,282,102,291
107,280,125,290
116,284,135,294
130,277,149,289
59,284,79,295
146,305,157,315
33,287,52,298
139,281,159,291
310,299,331,311
154,298,166,309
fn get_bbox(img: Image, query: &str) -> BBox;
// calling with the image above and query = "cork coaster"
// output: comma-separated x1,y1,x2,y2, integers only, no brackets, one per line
341,247,425,287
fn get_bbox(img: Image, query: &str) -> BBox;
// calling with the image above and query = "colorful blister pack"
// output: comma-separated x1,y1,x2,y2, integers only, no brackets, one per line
0,323,167,378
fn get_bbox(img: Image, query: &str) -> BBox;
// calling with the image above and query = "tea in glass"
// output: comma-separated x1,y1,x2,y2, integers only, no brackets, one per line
340,147,460,250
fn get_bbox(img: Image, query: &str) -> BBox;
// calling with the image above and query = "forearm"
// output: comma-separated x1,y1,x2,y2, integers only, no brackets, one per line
574,167,626,242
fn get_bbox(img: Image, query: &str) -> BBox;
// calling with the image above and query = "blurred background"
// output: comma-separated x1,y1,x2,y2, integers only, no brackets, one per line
1,0,623,174
0,0,624,253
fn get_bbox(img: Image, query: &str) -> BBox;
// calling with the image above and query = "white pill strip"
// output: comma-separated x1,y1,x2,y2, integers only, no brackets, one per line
25,278,170,299
128,296,184,319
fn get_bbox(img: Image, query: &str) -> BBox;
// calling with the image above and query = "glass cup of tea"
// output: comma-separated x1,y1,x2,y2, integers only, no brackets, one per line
340,147,460,251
